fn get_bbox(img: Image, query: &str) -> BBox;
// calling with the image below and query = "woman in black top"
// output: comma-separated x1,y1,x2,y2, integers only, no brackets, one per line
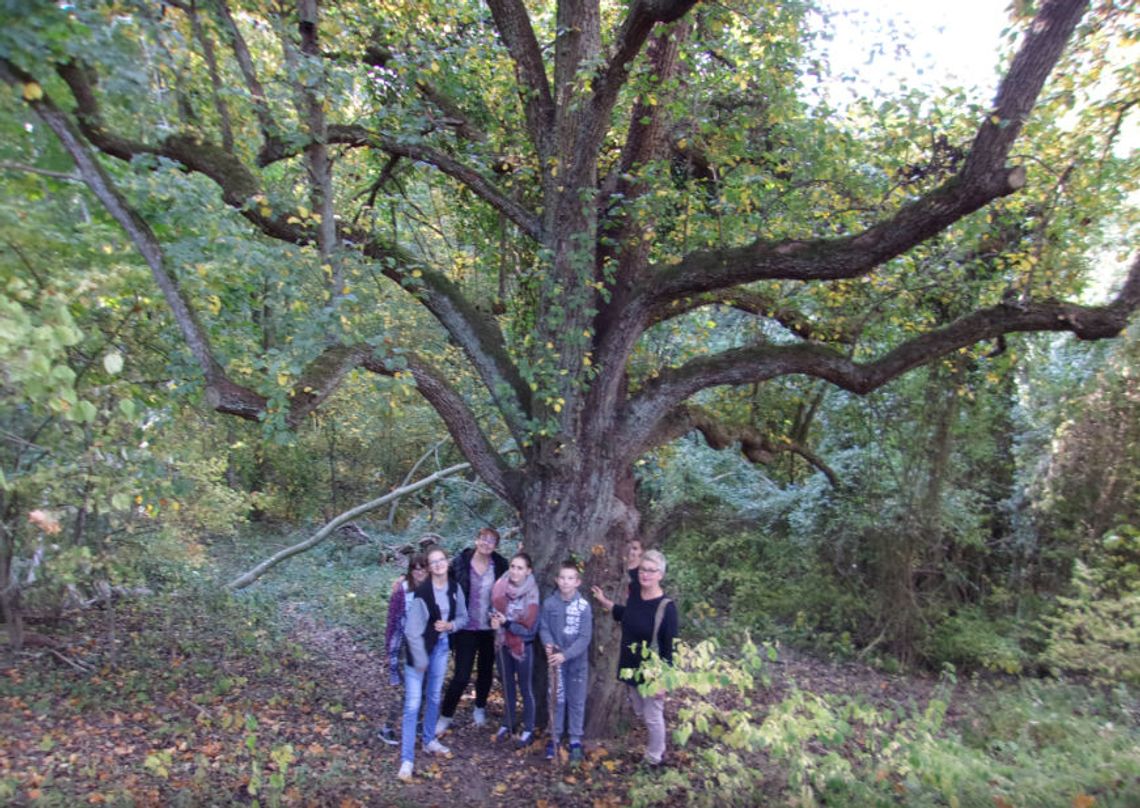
597,549,678,767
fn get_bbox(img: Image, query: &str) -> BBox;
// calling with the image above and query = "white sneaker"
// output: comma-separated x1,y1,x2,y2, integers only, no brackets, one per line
472,707,487,727
424,738,450,755
435,715,452,734
397,761,413,781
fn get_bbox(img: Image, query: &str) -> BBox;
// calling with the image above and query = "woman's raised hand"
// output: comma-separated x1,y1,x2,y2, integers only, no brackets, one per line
590,585,614,611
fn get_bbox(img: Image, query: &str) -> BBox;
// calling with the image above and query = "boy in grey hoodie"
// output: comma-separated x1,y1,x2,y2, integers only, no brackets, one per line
538,560,593,763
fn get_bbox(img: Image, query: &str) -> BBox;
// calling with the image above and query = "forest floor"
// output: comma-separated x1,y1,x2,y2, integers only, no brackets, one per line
0,583,955,807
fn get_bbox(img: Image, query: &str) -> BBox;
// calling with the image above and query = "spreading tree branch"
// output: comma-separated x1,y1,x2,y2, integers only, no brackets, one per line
296,0,341,294
584,0,698,165
212,0,278,148
485,0,555,162
624,253,1140,458
362,352,522,507
645,0,1088,304
654,404,840,486
42,54,535,445
259,124,542,241
647,290,848,343
167,0,234,152
0,161,80,183
1,59,266,418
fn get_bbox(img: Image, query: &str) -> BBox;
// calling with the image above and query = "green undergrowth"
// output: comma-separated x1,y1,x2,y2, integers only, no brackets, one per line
629,637,1140,807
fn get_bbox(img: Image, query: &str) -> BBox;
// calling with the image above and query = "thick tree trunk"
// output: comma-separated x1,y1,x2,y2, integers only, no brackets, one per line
518,458,640,740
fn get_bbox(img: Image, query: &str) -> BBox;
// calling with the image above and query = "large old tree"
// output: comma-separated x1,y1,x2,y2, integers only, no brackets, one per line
2,0,1137,727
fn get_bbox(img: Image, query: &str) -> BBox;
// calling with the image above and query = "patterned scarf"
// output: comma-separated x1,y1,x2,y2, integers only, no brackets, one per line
491,571,539,660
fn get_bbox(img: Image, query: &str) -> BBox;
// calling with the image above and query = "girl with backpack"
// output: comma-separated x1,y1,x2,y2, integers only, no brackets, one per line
398,545,467,781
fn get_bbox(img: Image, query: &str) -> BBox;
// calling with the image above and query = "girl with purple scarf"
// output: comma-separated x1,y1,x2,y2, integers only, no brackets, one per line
489,552,540,747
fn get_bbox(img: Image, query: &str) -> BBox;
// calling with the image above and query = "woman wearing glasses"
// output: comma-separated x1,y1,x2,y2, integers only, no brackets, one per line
398,545,467,781
437,527,508,732
593,549,678,768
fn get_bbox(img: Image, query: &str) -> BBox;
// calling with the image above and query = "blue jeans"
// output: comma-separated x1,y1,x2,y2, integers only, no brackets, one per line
498,643,535,733
400,637,449,765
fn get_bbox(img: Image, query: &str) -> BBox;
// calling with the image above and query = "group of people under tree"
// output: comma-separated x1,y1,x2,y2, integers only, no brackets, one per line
381,528,679,781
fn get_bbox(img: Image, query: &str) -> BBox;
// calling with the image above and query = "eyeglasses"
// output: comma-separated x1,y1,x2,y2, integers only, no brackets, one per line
639,566,660,574
429,558,448,566
476,535,497,545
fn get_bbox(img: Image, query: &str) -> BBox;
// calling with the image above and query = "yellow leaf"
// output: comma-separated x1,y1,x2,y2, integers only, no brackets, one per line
277,373,289,387
1072,796,1096,808
23,82,43,101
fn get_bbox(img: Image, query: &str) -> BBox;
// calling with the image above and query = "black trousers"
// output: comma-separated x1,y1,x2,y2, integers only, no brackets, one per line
441,628,496,717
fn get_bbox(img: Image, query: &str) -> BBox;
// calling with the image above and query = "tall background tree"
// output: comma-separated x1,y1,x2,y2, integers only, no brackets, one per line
2,0,1137,726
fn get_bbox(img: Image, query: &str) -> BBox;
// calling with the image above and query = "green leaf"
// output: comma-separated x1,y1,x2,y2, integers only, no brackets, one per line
77,400,98,422
103,351,124,374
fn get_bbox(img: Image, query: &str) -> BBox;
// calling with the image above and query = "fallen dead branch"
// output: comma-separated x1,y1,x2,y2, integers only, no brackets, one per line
226,462,470,590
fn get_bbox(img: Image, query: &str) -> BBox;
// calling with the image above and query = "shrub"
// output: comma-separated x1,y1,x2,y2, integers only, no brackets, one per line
1042,529,1140,685
923,606,1028,674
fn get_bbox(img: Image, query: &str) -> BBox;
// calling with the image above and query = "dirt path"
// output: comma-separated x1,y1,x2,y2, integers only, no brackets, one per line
283,600,960,807
283,601,644,807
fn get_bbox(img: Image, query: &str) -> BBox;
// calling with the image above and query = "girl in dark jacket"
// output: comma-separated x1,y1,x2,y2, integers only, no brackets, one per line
437,527,508,731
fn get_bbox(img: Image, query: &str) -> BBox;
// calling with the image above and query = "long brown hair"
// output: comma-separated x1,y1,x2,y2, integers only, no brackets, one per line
404,552,428,588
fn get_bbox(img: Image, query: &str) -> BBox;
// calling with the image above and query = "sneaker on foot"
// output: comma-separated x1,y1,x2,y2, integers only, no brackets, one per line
397,761,413,781
377,726,398,746
494,726,510,743
569,742,584,764
544,740,556,761
472,707,487,727
424,738,450,755
516,730,533,749
435,715,452,734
